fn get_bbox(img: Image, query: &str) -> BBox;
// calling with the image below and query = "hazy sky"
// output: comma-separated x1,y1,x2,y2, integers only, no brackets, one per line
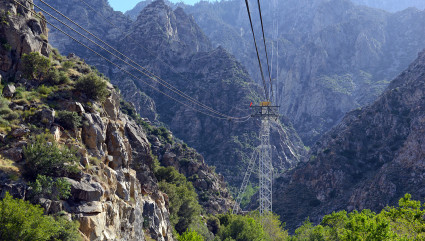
108,0,205,12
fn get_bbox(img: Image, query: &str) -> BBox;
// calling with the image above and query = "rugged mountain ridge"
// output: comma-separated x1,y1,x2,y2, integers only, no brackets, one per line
41,0,307,188
351,0,425,12
0,1,235,239
274,49,425,232
170,0,425,145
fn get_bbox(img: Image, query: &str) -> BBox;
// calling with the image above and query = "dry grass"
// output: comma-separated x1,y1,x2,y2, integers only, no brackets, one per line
0,155,21,180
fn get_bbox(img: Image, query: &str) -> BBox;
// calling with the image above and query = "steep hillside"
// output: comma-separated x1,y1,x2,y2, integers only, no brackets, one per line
0,1,235,240
274,49,425,231
172,0,425,145
40,0,307,188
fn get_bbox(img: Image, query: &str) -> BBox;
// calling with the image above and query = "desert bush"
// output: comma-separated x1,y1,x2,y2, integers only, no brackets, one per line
56,110,82,130
46,68,70,85
61,60,75,71
23,133,79,180
37,84,53,96
29,174,71,201
22,52,51,80
75,72,109,101
178,230,204,241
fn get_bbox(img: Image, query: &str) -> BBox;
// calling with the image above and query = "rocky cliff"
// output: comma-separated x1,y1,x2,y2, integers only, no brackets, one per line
274,49,425,232
174,0,425,145
40,0,307,188
0,1,235,240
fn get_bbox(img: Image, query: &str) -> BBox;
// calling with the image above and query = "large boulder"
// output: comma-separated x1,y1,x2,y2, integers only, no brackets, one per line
103,91,120,120
64,178,104,202
81,113,106,157
106,122,131,169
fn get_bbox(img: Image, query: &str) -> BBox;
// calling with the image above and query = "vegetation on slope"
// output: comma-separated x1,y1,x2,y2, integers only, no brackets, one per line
0,48,113,240
177,194,425,241
0,192,81,241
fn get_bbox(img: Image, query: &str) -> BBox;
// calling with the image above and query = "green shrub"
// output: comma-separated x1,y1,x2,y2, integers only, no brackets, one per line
152,126,173,143
22,52,51,80
56,110,82,130
29,174,71,201
61,60,75,71
178,230,204,241
53,215,83,241
13,86,25,99
217,213,268,241
46,69,70,85
46,68,61,85
37,84,53,96
0,98,17,121
291,194,425,240
156,166,202,234
0,192,82,241
75,72,109,101
23,133,79,180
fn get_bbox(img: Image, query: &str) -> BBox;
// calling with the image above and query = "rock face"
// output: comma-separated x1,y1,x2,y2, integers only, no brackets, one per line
175,0,425,145
33,0,131,76
0,0,50,78
41,0,307,188
274,50,425,232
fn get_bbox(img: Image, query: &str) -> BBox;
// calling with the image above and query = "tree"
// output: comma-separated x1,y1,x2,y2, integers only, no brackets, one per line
0,192,81,241
250,211,289,241
23,133,79,180
217,213,269,241
156,166,202,234
75,72,109,101
380,193,425,240
178,230,204,241
56,110,82,130
22,52,51,80
29,174,71,201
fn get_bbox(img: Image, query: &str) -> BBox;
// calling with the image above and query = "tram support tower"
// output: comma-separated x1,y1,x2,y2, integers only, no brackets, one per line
251,101,279,215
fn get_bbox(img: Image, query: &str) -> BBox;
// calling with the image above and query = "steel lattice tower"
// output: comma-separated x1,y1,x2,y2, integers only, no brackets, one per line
259,118,273,214
233,102,279,215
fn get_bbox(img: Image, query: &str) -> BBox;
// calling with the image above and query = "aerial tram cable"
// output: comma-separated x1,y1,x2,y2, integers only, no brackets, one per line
13,0,251,122
237,0,279,216
244,0,269,101
34,0,250,120
256,0,274,102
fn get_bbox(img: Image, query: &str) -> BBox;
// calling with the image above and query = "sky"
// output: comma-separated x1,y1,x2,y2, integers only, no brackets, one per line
108,0,206,12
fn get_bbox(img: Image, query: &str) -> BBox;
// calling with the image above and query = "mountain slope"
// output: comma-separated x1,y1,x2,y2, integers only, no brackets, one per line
274,49,425,231
169,0,425,145
41,0,307,188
